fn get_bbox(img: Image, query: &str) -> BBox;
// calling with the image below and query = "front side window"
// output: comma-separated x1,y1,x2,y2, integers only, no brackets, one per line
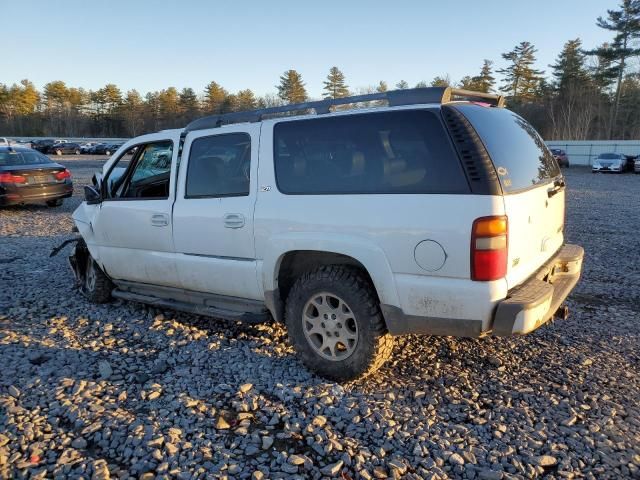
185,133,251,198
105,141,173,199
273,110,469,195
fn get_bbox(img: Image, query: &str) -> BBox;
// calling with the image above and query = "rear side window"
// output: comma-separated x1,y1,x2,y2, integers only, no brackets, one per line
274,110,469,194
454,105,560,193
186,133,251,198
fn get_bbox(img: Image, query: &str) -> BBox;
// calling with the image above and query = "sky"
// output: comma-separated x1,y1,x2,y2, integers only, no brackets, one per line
3,0,615,98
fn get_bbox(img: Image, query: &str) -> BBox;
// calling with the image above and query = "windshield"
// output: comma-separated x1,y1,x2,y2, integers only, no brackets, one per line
453,105,561,193
0,150,53,166
598,153,621,160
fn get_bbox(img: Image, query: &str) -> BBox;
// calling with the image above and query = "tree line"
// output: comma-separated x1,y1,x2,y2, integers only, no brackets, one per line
1,0,639,140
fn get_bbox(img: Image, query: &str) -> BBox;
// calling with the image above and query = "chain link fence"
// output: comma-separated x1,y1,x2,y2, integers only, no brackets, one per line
545,141,640,166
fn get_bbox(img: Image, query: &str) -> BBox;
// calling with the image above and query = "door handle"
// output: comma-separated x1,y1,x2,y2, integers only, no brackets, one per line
151,213,169,227
224,213,245,229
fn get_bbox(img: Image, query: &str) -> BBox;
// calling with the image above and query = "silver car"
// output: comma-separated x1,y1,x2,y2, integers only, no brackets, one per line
592,153,625,173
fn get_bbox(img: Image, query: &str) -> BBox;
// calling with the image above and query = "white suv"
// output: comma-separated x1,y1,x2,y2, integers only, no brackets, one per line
68,87,584,381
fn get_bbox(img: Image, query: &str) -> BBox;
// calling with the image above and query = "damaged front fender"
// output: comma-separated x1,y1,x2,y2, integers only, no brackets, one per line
50,236,89,287
67,240,90,287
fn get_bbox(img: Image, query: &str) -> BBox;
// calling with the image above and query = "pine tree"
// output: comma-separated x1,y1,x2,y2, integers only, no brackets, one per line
100,84,123,113
221,93,238,113
122,90,144,136
179,87,199,116
236,89,257,111
0,84,10,118
586,0,640,138
376,81,388,93
277,70,308,104
66,87,87,111
470,60,495,92
590,43,616,92
43,81,69,111
617,73,640,138
0,80,40,119
551,39,589,91
395,80,409,90
323,67,350,99
498,42,544,100
415,81,429,88
11,80,40,115
458,76,475,90
204,81,227,113
158,87,180,117
430,75,451,87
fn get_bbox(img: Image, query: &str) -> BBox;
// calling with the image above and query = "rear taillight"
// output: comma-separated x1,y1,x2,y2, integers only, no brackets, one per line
54,169,71,180
0,173,26,184
471,215,508,281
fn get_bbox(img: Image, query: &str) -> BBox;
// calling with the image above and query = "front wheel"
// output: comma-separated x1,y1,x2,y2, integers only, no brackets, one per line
285,266,394,381
82,256,113,303
75,149,80,155
105,150,111,156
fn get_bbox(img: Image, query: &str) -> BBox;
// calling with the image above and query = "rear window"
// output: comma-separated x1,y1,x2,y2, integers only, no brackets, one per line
0,150,53,166
454,105,560,193
274,110,469,195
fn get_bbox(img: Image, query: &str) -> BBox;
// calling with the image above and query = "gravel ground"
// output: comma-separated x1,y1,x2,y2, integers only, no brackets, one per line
1,162,639,480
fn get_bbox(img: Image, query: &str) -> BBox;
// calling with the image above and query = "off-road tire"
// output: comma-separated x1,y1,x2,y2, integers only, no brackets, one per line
46,198,63,207
82,256,113,304
285,265,394,381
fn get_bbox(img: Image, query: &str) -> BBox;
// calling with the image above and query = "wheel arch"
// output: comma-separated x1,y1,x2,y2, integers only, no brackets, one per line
261,234,400,323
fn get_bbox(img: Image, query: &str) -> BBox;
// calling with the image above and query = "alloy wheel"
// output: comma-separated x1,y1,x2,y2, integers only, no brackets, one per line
302,292,359,361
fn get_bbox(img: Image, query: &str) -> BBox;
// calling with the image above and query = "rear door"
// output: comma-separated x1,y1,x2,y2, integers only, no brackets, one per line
172,124,261,299
454,105,564,289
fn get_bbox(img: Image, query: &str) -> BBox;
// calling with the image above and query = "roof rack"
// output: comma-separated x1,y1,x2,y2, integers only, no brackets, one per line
184,86,505,132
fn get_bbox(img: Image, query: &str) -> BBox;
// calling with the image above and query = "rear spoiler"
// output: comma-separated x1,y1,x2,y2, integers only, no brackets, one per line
444,88,506,108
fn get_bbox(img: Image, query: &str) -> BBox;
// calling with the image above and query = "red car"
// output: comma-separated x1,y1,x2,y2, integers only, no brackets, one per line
550,148,570,168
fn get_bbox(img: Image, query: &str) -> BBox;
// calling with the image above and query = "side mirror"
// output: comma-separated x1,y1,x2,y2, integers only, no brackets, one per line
84,185,102,204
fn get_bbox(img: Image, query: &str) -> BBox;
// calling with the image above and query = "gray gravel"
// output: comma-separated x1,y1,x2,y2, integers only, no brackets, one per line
1,163,639,479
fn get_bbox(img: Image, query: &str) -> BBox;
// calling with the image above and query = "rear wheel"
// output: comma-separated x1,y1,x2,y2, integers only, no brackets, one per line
105,150,111,156
46,198,63,207
285,266,393,381
75,149,80,155
55,149,62,155
82,256,112,303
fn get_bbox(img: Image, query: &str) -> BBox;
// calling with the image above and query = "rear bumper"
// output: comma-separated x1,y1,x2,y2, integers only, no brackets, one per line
0,183,73,206
492,244,584,336
381,243,583,338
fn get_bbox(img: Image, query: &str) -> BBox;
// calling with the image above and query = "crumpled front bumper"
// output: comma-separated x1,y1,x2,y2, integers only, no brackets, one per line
492,244,584,336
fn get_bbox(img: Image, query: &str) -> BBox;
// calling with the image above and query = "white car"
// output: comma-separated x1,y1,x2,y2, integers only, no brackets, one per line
0,137,9,146
635,158,640,174
66,87,584,381
592,153,625,173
